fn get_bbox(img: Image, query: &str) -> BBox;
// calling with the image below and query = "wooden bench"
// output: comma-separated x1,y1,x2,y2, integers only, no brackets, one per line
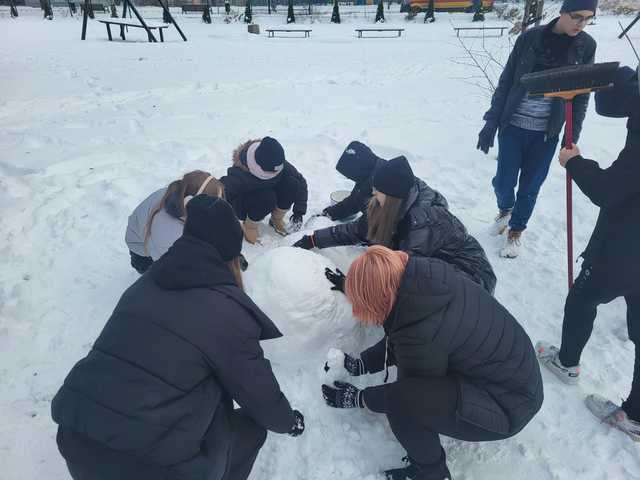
181,4,210,14
98,19,169,42
355,28,404,38
453,26,508,38
266,28,312,38
80,3,105,13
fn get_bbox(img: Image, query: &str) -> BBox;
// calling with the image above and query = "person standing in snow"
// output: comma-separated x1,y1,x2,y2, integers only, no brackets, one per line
52,195,305,480
536,65,640,441
321,141,387,222
125,170,250,274
294,155,497,294
221,136,308,244
322,245,543,480
477,0,597,258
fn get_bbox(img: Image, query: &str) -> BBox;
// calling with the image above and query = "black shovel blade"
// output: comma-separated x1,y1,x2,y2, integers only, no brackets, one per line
521,62,620,95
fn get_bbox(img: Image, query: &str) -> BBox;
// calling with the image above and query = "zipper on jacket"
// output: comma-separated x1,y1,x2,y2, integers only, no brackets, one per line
383,336,390,383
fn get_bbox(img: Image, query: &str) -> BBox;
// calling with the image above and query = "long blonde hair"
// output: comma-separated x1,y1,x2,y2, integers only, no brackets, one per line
366,196,404,248
143,171,224,255
345,246,409,326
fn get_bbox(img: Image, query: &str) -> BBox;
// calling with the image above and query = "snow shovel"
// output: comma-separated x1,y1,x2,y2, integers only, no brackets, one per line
520,62,619,290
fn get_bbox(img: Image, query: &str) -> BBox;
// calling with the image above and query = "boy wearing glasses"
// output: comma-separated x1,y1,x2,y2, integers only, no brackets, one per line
477,0,597,258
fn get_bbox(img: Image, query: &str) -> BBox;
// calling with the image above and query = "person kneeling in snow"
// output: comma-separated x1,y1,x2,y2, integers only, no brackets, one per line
221,136,308,244
53,195,304,480
536,65,640,441
294,156,497,294
322,245,543,480
321,141,387,221
125,170,248,273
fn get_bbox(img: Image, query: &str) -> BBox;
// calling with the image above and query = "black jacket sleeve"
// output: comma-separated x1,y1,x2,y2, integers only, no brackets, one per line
282,162,308,217
360,337,396,374
567,154,639,209
203,306,295,434
313,214,369,249
324,180,372,221
483,33,525,126
570,41,597,143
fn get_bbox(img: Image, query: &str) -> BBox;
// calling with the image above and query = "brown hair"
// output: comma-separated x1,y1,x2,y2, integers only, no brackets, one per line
366,195,404,248
143,170,225,255
345,245,409,326
227,257,244,292
232,139,262,170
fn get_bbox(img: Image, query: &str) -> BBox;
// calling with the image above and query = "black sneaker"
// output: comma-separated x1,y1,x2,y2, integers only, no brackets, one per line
384,457,452,480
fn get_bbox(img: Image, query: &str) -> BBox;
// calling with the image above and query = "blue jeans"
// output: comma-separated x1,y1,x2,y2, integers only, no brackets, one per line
492,125,559,232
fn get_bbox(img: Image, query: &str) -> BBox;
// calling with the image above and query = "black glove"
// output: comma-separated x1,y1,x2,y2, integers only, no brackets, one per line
292,234,315,250
343,352,365,376
239,254,249,272
322,381,364,409
289,409,305,437
288,213,304,233
322,207,336,220
324,267,345,292
477,122,497,154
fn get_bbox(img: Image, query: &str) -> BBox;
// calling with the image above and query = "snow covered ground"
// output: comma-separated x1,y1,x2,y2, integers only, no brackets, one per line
1,7,639,480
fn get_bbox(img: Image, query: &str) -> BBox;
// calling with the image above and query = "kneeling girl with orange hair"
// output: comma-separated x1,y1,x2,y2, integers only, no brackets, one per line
321,246,543,480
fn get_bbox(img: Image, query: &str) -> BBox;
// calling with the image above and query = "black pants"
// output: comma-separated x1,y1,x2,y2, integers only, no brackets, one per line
386,378,510,479
236,184,296,222
559,263,640,420
61,410,266,480
129,250,153,275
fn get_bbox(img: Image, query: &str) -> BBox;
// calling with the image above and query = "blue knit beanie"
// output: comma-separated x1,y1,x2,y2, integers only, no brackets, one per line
560,0,597,13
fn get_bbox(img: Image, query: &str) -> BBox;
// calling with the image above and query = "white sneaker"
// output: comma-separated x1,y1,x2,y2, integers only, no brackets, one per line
535,341,580,385
489,210,512,236
499,229,522,259
585,394,640,442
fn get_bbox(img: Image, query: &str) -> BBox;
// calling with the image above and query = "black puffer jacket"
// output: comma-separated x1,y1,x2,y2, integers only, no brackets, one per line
51,235,294,480
566,129,640,284
361,257,543,436
483,18,596,142
314,178,497,294
221,145,308,217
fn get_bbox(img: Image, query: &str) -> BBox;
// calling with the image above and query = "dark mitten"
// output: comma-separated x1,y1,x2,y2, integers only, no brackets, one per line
322,206,336,220
293,234,315,250
477,122,497,154
289,410,305,437
321,381,364,409
324,267,345,292
288,213,304,233
239,253,249,272
343,352,365,376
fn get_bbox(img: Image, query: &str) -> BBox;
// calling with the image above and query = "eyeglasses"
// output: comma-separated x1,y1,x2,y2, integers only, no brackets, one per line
568,12,594,25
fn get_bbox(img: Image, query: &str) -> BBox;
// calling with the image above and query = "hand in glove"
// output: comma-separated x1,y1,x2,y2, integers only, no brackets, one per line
323,348,365,378
288,213,304,233
238,254,249,272
321,207,336,220
322,381,365,409
477,122,498,154
292,234,315,250
324,267,345,292
289,409,305,437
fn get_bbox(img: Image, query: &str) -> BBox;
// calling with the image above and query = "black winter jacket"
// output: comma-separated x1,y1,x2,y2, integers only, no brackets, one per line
51,235,294,480
360,257,543,436
566,130,640,283
314,179,497,294
221,157,308,217
483,18,596,142
325,158,386,221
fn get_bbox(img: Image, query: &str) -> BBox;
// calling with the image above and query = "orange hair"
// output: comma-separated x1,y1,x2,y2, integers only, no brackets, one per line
345,245,409,326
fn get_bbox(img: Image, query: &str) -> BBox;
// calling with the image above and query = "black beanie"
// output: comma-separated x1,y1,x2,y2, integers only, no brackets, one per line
184,195,243,261
336,141,382,182
560,0,597,13
255,137,285,172
373,156,415,199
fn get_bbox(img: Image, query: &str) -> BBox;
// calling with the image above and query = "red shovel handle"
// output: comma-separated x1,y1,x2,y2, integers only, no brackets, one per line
565,101,574,290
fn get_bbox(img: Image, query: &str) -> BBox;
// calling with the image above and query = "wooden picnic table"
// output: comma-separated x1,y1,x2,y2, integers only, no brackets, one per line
98,19,169,42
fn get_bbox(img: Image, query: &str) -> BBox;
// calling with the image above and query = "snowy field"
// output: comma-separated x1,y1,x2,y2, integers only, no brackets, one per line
1,7,639,480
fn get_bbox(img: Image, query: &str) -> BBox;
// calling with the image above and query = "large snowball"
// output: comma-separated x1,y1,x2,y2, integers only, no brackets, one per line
243,247,362,365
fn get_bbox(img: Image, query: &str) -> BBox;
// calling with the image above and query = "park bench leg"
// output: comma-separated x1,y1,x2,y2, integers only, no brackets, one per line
159,28,164,42
106,23,112,41
120,25,126,40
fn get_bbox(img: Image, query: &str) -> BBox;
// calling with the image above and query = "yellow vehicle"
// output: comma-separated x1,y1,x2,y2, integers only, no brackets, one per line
400,0,494,13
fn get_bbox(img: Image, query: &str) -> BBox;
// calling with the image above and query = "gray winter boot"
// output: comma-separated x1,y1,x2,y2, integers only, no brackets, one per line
585,394,640,442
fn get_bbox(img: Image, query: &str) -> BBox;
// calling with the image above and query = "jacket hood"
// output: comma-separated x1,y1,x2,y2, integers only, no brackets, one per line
150,234,237,290
384,257,453,333
336,141,385,182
